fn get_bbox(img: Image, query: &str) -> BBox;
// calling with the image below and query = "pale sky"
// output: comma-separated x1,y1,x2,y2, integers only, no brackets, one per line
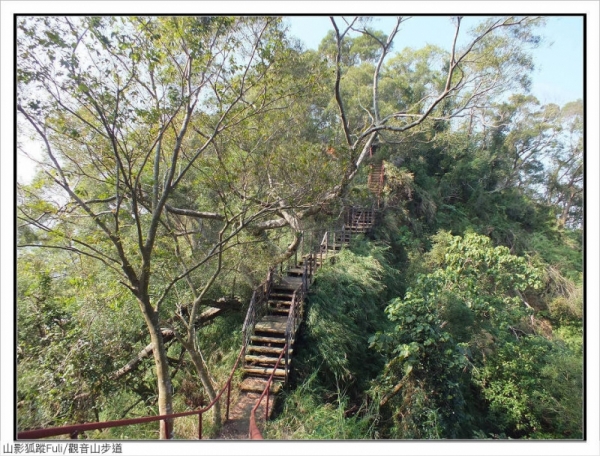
285,15,584,106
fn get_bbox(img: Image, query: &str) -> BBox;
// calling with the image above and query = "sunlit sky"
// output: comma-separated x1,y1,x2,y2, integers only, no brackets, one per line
12,15,585,183
284,15,584,106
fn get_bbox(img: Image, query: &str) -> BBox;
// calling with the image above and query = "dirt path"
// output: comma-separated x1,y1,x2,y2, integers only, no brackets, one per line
216,392,269,440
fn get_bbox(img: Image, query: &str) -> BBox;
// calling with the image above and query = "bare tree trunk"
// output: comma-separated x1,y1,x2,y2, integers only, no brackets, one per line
559,188,576,228
181,340,222,429
109,329,175,381
139,301,174,439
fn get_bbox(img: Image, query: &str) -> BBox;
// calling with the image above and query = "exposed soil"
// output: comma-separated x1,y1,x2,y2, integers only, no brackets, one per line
216,392,270,440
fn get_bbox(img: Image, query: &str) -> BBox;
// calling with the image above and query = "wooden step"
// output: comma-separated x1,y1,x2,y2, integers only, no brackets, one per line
269,299,292,306
240,377,283,394
287,267,304,276
269,307,290,316
255,319,287,334
245,354,291,366
300,257,328,265
248,345,293,356
243,367,287,378
274,283,301,291
271,287,296,294
261,315,288,322
270,292,294,299
250,335,286,345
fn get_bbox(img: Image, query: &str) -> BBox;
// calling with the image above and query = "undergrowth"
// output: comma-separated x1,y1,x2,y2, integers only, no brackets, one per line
264,238,394,439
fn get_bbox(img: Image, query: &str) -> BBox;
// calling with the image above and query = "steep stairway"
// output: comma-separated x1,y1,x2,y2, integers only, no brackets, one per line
220,170,382,439
367,163,385,205
240,276,301,394
239,207,377,397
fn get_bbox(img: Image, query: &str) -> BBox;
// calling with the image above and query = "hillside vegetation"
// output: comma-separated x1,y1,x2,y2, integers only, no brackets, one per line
16,16,582,439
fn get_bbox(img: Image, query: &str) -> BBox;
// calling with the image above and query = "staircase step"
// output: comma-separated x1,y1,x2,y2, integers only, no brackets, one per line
287,267,304,276
245,354,291,366
240,377,283,394
250,335,287,345
270,292,294,300
248,345,293,356
277,284,302,292
274,283,301,291
269,307,290,316
243,367,287,378
301,257,328,264
260,315,288,322
255,320,287,334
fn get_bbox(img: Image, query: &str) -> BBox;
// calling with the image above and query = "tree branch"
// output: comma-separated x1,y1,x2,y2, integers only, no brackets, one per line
165,204,225,221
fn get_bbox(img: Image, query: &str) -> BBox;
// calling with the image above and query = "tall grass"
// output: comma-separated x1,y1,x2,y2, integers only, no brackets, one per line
265,239,394,439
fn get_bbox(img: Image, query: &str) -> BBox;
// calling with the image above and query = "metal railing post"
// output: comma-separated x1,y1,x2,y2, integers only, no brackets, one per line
198,412,203,439
265,383,270,421
226,380,232,420
163,419,171,440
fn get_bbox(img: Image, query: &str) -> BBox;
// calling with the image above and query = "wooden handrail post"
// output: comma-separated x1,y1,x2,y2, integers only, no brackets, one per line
285,334,290,387
333,229,336,252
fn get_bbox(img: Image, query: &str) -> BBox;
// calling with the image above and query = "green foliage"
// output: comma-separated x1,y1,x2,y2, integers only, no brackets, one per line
267,240,394,439
15,15,582,441
371,231,581,439
296,240,393,392
473,335,582,438
527,231,583,281
17,250,142,429
265,373,378,440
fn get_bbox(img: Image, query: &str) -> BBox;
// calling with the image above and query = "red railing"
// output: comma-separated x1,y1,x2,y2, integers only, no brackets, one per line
19,208,379,441
242,269,274,357
248,241,317,439
248,343,288,440
18,342,247,440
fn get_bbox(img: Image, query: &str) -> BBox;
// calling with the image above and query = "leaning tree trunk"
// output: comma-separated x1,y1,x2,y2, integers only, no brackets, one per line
181,339,222,429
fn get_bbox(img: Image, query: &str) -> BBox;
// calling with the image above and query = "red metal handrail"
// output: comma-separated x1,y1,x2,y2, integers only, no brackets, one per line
247,210,379,439
248,343,288,440
18,341,247,440
248,243,313,439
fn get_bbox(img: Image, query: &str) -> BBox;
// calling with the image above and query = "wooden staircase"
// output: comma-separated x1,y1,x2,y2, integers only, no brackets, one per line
239,207,377,397
367,163,385,205
240,277,302,395
232,168,384,440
